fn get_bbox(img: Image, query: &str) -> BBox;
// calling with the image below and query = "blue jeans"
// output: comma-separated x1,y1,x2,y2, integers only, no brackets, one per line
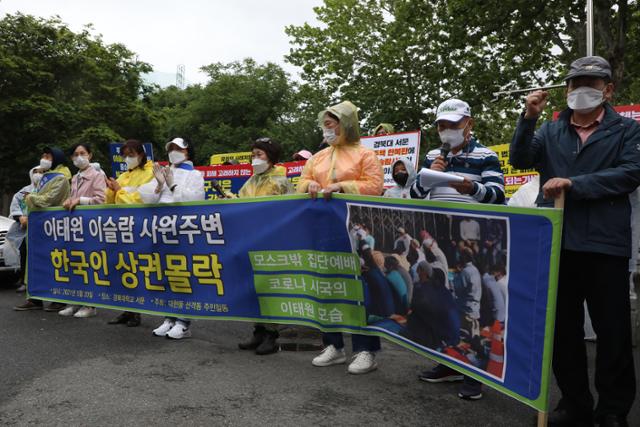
322,332,380,352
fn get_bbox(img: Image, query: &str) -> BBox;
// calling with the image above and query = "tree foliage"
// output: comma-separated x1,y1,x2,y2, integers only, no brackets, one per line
148,59,325,164
286,0,640,152
0,13,155,193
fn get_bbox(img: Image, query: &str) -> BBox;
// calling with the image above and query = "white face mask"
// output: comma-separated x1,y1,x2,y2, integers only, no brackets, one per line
424,238,434,247
39,158,52,171
438,127,466,148
73,155,90,170
252,158,269,174
567,86,604,113
168,151,186,165
32,173,43,185
323,127,338,145
125,156,139,171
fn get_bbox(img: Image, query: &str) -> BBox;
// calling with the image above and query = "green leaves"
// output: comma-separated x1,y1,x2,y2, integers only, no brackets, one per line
148,58,325,164
0,13,154,188
285,0,639,155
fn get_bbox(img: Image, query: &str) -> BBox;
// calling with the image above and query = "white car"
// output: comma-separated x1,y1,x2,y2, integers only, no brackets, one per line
0,215,21,272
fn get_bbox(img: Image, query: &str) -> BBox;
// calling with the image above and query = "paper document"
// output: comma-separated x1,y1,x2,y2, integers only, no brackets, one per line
418,168,464,188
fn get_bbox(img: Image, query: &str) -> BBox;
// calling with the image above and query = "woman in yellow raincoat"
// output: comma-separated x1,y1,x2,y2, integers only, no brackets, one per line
298,101,385,375
105,139,158,327
237,137,292,355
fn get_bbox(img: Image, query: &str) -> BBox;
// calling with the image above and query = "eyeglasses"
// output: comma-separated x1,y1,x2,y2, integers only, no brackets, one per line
256,137,272,144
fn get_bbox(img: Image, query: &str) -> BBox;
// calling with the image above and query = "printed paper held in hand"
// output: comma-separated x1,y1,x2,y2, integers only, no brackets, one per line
418,168,464,188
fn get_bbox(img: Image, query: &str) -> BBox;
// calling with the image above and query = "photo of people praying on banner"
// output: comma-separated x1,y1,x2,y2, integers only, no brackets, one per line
347,204,508,378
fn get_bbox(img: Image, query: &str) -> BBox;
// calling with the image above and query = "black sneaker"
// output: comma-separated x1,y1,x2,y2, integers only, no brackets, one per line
598,414,627,427
419,364,464,383
44,302,66,312
255,331,279,355
108,312,131,325
457,377,483,400
13,300,43,311
238,326,267,350
126,313,141,327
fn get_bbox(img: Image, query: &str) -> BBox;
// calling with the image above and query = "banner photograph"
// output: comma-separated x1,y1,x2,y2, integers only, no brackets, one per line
26,195,561,411
346,203,510,381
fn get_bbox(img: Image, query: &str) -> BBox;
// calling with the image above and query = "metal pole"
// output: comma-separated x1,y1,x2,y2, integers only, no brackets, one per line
586,0,594,56
491,84,566,101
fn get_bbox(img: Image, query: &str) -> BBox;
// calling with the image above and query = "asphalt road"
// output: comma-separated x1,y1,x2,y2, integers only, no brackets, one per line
0,280,638,426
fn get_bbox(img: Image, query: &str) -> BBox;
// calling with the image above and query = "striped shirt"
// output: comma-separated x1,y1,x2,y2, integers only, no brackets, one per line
410,138,505,204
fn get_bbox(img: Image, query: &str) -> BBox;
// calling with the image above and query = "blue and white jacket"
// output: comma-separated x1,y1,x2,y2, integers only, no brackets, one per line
410,138,505,204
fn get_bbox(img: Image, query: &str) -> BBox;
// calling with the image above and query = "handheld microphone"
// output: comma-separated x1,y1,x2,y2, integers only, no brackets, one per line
211,180,228,198
440,142,451,160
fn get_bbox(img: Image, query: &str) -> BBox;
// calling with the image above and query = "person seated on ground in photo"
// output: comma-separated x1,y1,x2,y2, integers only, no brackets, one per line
105,139,158,328
403,261,460,351
453,249,482,338
237,137,292,355
361,247,396,322
488,263,507,325
58,143,106,319
406,238,423,270
151,137,206,340
361,225,375,249
6,166,41,293
390,248,415,305
419,231,449,286
383,256,409,316
14,147,71,313
394,227,412,257
292,149,312,161
373,123,395,136
298,100,384,374
479,264,507,329
460,218,481,243
349,222,363,252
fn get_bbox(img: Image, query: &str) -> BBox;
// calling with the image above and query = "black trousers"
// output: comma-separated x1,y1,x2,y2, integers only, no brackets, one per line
19,239,27,283
553,250,636,422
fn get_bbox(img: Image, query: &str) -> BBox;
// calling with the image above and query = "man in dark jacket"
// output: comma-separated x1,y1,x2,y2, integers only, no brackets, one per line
510,56,640,427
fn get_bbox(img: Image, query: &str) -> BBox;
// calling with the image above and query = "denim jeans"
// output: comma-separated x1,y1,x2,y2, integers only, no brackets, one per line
322,332,380,352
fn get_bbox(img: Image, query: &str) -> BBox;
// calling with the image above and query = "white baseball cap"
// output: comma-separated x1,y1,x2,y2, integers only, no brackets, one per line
435,99,471,123
165,137,188,151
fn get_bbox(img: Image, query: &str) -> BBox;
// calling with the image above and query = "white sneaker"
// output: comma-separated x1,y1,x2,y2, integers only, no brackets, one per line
152,319,175,337
312,345,347,367
58,306,78,316
167,321,191,340
348,351,378,374
74,306,96,318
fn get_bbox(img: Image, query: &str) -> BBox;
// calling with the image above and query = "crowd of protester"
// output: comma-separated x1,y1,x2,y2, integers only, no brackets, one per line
3,55,639,426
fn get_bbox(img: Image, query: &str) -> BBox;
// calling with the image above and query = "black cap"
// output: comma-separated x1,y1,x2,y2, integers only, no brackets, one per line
564,56,612,81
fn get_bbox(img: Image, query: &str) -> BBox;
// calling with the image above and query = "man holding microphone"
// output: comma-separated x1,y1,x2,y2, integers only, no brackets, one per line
411,99,505,401
510,56,640,427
